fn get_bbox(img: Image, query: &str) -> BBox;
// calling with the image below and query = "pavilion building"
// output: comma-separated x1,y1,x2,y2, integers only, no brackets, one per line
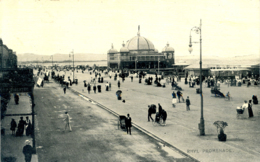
107,26,175,71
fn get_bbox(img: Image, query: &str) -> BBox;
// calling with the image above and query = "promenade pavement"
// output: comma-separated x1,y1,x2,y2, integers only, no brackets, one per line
33,80,190,162
55,69,260,162
1,93,38,162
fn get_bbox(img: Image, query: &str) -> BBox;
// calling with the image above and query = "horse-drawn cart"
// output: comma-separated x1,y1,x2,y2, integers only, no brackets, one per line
118,115,126,130
211,87,225,97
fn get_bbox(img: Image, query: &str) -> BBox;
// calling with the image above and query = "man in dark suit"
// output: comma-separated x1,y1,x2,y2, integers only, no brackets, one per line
125,114,132,135
158,103,162,116
63,87,66,94
14,94,19,105
23,140,33,162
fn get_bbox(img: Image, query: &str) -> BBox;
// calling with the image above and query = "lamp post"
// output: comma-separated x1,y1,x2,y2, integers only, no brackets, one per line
118,54,120,70
135,58,138,72
69,53,71,67
69,50,74,82
50,55,53,67
72,50,74,82
189,19,205,136
158,57,160,75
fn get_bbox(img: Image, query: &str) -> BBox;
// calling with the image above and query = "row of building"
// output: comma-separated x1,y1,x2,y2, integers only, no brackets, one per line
0,39,17,69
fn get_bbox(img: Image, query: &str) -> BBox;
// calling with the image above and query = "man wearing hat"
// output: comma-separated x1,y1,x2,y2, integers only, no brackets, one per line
158,103,162,116
23,140,33,162
125,114,132,135
63,112,72,132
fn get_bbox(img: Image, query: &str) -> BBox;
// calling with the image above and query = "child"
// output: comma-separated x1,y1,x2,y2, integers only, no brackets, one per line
63,87,66,94
172,98,177,108
186,96,191,111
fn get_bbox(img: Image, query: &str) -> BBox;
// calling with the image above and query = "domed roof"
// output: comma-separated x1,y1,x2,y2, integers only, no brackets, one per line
107,44,118,54
125,26,155,51
162,46,167,52
120,41,129,53
165,42,174,52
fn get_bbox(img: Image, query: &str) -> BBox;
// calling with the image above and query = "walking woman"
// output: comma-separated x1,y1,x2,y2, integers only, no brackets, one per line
186,96,191,111
248,100,254,117
10,119,17,135
25,117,32,136
118,80,120,88
16,117,26,136
87,84,91,94
93,85,97,93
14,94,19,105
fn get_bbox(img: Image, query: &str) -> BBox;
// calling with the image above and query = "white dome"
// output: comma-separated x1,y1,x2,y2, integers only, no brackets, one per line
164,43,174,52
162,46,167,52
125,26,155,52
108,49,118,54
126,36,155,51
120,41,129,52
107,44,118,54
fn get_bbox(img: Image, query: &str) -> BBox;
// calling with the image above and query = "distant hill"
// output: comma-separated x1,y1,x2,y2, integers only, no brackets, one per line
17,53,259,66
17,53,107,62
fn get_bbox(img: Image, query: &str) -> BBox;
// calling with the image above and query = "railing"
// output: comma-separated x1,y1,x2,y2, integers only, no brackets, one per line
120,57,165,62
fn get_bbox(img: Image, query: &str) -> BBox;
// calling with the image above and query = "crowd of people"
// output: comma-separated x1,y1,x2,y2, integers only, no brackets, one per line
35,67,259,135
10,116,32,136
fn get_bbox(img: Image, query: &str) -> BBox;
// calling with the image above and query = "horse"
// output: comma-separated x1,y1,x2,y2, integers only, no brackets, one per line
148,104,156,122
161,109,167,125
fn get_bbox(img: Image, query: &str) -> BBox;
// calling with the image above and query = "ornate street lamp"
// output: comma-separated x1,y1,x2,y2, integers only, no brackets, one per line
50,55,53,67
135,58,138,72
189,19,205,136
158,57,160,75
69,50,74,83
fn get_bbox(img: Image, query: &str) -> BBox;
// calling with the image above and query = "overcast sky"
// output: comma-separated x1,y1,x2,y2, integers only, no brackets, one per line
1,0,259,57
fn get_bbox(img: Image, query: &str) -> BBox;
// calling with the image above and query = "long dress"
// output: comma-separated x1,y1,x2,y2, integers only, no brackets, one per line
16,120,26,136
16,122,24,136
26,120,32,136
10,120,17,131
14,94,19,104
248,103,254,117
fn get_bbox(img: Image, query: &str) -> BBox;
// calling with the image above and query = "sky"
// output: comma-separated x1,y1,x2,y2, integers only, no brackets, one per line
1,0,259,58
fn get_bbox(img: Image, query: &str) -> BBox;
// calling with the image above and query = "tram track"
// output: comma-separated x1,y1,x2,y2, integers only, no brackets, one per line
68,86,200,162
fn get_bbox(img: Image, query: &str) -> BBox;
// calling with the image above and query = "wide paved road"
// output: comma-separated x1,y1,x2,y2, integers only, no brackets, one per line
34,81,191,162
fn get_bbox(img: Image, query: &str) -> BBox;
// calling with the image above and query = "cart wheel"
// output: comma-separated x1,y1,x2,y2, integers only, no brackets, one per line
159,117,164,125
152,120,157,126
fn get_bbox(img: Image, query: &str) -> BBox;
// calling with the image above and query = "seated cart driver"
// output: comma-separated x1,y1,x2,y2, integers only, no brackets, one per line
155,112,160,122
